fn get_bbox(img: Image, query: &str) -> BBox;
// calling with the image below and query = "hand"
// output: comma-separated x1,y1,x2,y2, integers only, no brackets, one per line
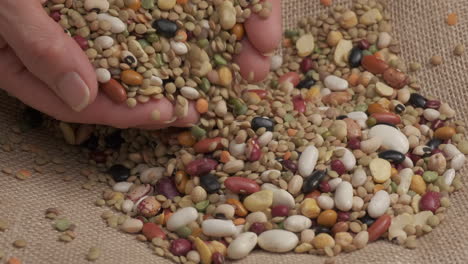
0,0,281,129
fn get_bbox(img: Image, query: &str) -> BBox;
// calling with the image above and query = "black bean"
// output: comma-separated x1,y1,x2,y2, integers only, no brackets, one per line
302,170,327,193
83,135,99,150
358,214,375,226
394,104,406,114
348,47,363,68
251,117,275,132
200,174,221,194
152,19,178,38
105,131,124,149
296,78,316,89
409,93,427,108
378,150,406,164
336,115,348,120
426,138,443,150
422,146,433,157
108,165,130,182
314,226,332,235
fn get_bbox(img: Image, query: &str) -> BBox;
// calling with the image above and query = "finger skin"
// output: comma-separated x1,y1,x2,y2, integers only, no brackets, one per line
0,0,98,110
234,39,271,82
0,46,175,128
244,0,282,54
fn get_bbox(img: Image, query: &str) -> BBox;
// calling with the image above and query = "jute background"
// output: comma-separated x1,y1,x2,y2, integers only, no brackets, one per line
1,0,467,263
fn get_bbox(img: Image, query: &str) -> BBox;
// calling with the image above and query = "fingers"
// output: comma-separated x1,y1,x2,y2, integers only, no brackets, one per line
234,39,271,82
244,0,282,54
0,0,97,112
0,46,177,128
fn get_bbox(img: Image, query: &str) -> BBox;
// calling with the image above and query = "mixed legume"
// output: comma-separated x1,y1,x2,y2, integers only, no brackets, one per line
10,0,468,263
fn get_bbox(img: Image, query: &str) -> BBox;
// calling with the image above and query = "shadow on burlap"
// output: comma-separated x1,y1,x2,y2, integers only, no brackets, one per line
0,0,467,263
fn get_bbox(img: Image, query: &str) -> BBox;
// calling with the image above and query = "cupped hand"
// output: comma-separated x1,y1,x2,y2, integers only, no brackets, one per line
0,0,281,130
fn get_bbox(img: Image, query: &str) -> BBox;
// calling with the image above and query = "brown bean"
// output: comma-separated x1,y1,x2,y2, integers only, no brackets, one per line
100,79,127,103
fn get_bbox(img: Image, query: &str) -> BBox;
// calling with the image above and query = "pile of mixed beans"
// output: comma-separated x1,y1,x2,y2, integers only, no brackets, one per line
19,0,468,263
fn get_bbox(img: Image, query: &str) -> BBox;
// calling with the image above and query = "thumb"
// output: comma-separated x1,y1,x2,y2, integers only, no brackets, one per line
0,0,97,112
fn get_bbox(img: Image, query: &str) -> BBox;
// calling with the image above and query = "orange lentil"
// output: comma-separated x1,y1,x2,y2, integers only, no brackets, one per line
126,0,141,11
8,258,22,264
287,128,297,136
231,24,245,41
163,209,173,225
284,151,292,160
305,190,321,200
175,30,188,42
347,73,360,86
203,214,212,220
177,0,188,4
227,198,248,217
447,13,458,25
391,168,398,178
177,131,196,147
220,151,231,163
233,218,246,225
374,51,384,60
196,98,209,114
320,0,332,6
191,227,203,237
374,184,385,193
283,38,292,48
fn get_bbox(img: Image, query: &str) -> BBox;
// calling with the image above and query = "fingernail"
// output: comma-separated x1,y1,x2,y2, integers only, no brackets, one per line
56,72,90,112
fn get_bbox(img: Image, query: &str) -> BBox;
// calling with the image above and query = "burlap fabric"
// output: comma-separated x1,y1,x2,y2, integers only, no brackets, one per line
1,0,467,263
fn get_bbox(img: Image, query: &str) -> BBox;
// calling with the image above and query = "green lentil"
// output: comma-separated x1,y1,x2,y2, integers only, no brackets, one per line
142,0,155,9
366,117,377,127
0,219,9,231
427,215,440,227
195,200,210,212
191,125,206,139
13,239,27,248
199,77,211,93
86,247,101,261
175,226,192,238
228,98,248,115
214,54,227,65
55,219,71,232
422,171,438,183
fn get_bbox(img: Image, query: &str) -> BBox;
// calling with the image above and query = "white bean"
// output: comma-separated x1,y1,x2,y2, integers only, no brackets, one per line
443,168,456,186
284,215,312,232
180,87,200,100
270,55,283,70
352,167,367,187
451,153,466,170
97,14,126,33
397,168,413,195
258,230,299,253
335,181,353,211
113,182,133,193
324,75,348,91
202,219,237,237
317,195,334,210
298,145,319,177
369,125,409,154
368,190,390,218
95,68,111,83
166,207,198,231
227,232,258,260
258,131,273,147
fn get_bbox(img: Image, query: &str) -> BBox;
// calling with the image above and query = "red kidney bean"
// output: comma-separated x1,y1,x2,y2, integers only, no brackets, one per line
319,181,331,193
358,39,370,49
300,57,314,73
212,252,225,264
73,35,89,50
425,100,441,109
170,238,192,256
142,222,166,240
293,96,306,113
407,153,421,164
337,211,350,222
244,89,268,99
100,79,128,104
367,214,391,242
50,11,61,22
371,112,401,125
224,177,260,194
331,160,346,175
362,55,389,74
347,138,361,150
383,68,408,89
249,222,266,235
271,205,289,217
246,138,261,161
282,160,298,173
194,137,223,153
155,177,180,199
420,191,441,213
431,119,445,130
278,72,300,86
432,148,443,155
186,158,218,176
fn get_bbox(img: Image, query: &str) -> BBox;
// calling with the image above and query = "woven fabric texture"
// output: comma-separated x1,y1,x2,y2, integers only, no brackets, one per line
1,0,468,263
